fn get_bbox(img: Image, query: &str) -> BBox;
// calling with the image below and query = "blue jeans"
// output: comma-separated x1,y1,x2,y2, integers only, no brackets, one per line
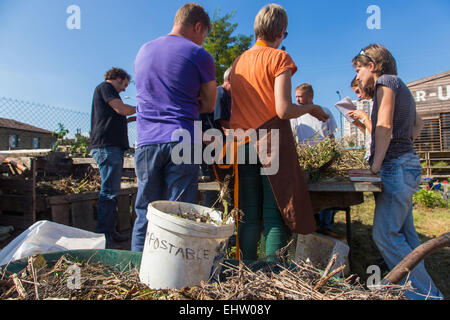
319,209,335,230
131,143,199,252
373,152,443,300
91,147,124,240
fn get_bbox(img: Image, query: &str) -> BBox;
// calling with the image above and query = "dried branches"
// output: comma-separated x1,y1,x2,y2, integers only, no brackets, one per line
0,253,408,300
36,172,101,196
193,257,407,300
297,138,369,183
0,254,148,300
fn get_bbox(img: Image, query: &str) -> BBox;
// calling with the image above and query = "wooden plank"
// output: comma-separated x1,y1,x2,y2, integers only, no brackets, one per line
47,192,100,205
309,192,364,213
198,182,221,191
307,181,382,193
0,214,33,229
0,195,32,212
31,158,36,223
72,157,135,169
116,194,131,232
0,149,51,157
198,181,382,193
0,178,33,193
51,203,71,226
47,188,138,206
71,200,96,232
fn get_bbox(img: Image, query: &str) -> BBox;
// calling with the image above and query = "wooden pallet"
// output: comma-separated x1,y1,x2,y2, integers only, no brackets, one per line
47,187,138,233
0,152,136,231
0,158,38,228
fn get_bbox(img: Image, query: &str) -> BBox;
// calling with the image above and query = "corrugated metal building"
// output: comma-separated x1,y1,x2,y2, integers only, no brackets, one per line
408,70,450,152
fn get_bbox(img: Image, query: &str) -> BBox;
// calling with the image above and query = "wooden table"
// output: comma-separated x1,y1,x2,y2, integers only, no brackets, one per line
198,180,382,210
199,180,382,270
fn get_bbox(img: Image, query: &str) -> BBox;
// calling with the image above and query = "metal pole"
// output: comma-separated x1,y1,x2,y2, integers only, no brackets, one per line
336,91,343,138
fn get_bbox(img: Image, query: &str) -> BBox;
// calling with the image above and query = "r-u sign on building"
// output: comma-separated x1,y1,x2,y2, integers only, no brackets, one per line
408,70,450,152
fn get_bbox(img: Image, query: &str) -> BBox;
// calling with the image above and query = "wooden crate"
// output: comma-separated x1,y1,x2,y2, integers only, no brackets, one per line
0,158,39,229
47,187,138,233
0,152,137,231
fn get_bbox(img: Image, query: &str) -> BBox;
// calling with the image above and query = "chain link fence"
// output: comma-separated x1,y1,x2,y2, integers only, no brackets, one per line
0,96,137,148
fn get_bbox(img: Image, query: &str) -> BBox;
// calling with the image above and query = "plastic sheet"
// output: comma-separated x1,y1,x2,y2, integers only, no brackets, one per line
0,220,105,267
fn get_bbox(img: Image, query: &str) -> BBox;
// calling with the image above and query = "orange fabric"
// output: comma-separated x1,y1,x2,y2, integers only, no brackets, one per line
229,46,298,131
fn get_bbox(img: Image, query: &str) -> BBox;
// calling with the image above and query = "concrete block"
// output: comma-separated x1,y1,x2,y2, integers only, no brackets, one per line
294,232,350,276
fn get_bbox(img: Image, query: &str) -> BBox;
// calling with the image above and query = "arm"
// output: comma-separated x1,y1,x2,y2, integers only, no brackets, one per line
108,98,136,116
370,85,395,174
198,81,217,114
413,112,424,141
127,116,137,123
274,70,329,121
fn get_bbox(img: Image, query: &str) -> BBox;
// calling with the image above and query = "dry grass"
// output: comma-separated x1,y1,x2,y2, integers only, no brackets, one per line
332,194,450,299
0,252,409,300
36,170,101,196
297,138,368,183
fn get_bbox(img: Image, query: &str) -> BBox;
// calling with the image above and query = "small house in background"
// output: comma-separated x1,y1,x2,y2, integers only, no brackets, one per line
408,70,450,152
0,117,56,151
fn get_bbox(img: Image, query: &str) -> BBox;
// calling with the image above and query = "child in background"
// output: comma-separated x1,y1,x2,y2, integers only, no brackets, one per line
349,76,373,162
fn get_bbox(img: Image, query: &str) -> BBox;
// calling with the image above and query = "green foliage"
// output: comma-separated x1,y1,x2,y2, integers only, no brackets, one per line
432,161,449,167
204,9,253,83
52,123,69,141
413,189,448,208
51,123,89,157
71,133,89,157
51,123,69,152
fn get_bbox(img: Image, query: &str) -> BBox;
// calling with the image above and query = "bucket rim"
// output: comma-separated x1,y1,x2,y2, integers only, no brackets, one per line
147,201,235,237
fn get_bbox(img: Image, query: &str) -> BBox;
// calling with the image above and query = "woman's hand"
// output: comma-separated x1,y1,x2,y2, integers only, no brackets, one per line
370,163,381,175
348,109,369,122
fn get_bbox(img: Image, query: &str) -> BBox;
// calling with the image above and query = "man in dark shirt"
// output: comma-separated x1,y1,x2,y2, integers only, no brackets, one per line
199,67,232,206
90,67,136,248
199,66,232,136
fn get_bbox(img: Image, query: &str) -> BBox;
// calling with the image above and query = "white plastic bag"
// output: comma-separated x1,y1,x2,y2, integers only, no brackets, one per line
0,220,105,266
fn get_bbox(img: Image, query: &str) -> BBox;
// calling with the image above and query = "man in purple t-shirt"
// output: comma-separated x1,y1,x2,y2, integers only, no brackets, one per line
132,3,216,251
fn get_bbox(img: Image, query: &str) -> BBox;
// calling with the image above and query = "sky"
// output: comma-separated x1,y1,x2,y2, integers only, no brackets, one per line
0,0,449,138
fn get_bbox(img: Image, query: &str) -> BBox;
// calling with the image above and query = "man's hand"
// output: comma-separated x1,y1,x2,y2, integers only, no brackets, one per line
309,105,330,122
127,116,137,123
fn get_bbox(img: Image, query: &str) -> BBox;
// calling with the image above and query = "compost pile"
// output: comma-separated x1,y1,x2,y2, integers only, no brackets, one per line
35,170,101,196
173,209,215,224
0,253,407,300
297,138,368,183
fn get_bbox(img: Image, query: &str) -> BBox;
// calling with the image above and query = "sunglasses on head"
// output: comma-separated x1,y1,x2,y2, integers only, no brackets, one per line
359,50,374,63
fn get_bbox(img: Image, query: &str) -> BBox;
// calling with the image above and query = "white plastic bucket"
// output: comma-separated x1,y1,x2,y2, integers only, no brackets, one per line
139,201,235,289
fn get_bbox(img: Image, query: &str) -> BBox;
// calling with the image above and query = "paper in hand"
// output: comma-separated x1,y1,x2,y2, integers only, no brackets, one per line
334,97,357,123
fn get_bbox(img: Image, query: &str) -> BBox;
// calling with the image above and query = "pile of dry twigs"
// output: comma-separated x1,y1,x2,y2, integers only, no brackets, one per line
0,252,407,300
36,171,102,196
297,138,369,183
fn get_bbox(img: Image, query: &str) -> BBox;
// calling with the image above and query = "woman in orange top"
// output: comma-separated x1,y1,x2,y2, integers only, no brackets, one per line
228,4,329,261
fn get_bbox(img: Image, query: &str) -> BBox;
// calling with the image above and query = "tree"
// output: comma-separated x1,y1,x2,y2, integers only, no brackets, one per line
204,10,253,84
